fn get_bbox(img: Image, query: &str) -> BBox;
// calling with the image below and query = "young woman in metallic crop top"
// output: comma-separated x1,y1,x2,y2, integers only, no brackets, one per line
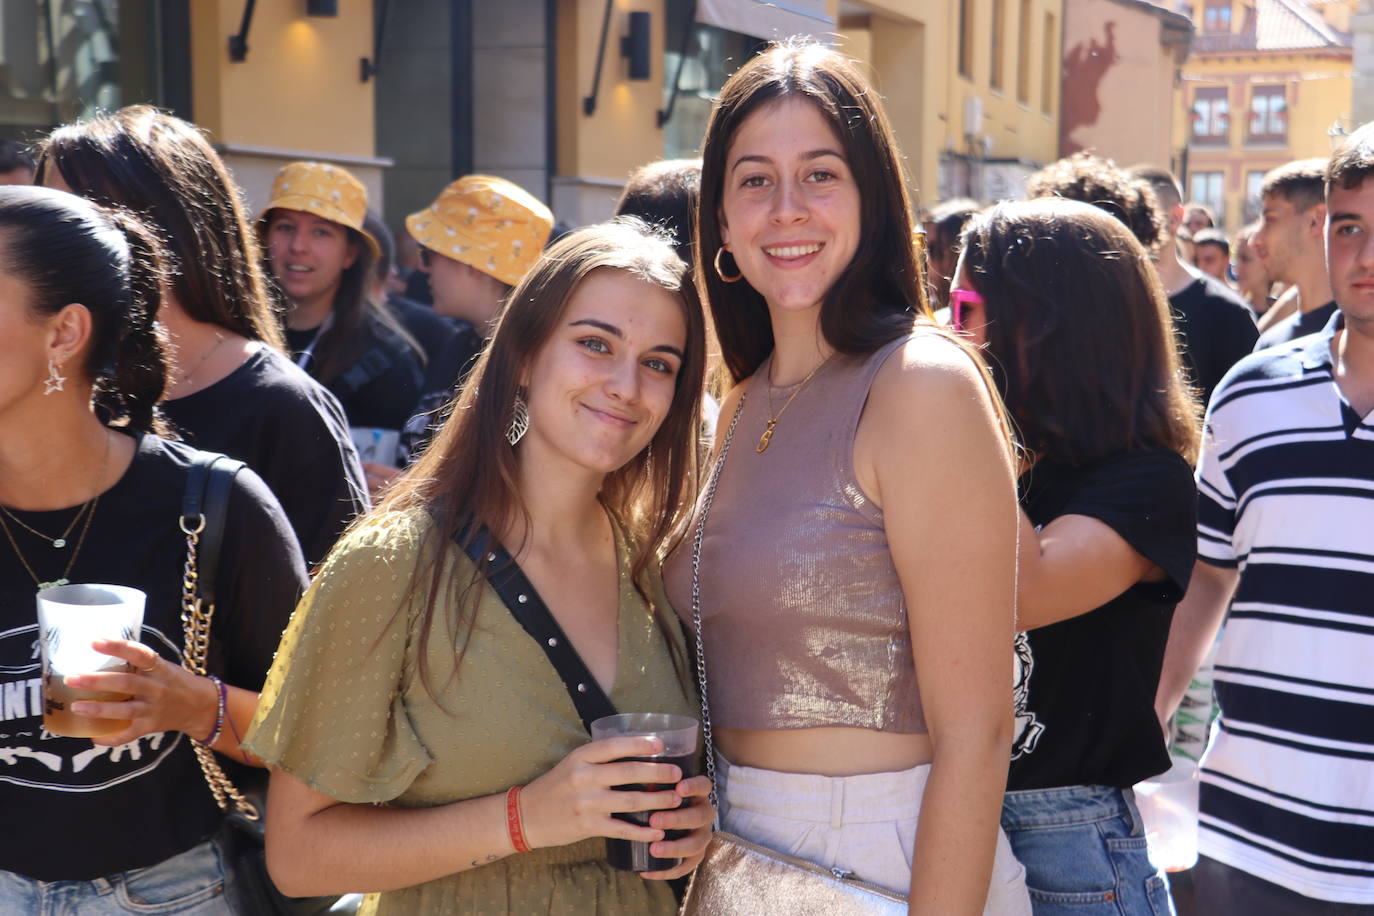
661,43,1032,913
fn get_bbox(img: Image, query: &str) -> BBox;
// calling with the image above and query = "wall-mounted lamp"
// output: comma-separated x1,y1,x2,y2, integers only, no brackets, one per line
622,11,651,81
585,4,652,115
306,0,338,16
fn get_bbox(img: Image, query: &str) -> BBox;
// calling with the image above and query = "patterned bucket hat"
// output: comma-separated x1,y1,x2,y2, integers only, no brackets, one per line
260,161,381,260
406,175,553,287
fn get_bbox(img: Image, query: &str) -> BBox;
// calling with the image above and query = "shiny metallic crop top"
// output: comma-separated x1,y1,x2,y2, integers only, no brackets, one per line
663,336,926,734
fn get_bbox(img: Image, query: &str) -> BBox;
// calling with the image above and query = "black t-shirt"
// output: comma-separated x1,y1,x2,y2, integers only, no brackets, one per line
386,293,457,366
1169,275,1259,408
398,323,485,465
0,432,307,880
1006,449,1197,791
162,346,367,569
285,313,424,432
1254,300,1339,352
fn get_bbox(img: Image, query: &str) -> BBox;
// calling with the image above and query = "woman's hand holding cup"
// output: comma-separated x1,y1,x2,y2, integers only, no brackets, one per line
638,773,715,880
64,638,217,747
519,735,686,851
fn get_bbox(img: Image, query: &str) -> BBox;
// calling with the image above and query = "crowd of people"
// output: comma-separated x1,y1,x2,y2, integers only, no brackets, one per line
0,38,1369,916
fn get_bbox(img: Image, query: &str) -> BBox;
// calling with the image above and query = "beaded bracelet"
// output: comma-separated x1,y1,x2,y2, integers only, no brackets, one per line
197,674,226,746
506,785,532,853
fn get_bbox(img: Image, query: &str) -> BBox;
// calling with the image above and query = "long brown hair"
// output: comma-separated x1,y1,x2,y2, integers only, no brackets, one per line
697,42,929,384
37,106,285,350
377,218,705,699
961,198,1201,466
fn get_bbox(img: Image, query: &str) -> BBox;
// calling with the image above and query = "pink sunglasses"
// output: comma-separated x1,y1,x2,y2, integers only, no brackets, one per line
948,287,984,332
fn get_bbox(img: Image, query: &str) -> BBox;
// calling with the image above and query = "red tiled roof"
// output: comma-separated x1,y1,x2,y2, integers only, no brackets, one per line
1193,0,1351,53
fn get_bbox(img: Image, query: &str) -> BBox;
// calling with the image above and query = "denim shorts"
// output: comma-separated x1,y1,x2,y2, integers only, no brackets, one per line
0,838,236,915
1001,784,1174,916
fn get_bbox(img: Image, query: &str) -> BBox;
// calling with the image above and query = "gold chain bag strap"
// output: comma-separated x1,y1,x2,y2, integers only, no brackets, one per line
179,453,259,821
679,390,907,916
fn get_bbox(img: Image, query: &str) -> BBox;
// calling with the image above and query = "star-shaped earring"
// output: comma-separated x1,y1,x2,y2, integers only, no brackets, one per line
44,359,66,395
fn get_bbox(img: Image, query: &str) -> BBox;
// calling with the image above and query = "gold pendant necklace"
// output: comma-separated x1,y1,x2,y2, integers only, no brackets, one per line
0,429,111,590
756,356,830,453
0,500,91,548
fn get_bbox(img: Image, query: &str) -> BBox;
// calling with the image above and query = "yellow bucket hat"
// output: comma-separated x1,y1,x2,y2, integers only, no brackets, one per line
260,161,381,260
406,175,553,287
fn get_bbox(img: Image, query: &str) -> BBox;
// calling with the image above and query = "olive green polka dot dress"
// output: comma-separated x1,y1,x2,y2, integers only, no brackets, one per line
245,508,694,915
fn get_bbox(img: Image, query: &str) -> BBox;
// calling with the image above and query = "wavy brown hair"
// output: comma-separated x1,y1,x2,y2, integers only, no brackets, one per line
961,198,1201,466
697,42,929,384
377,218,705,699
37,106,285,350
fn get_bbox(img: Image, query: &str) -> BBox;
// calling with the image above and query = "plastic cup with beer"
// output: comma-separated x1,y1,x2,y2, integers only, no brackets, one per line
36,584,146,738
590,712,700,873
1135,757,1200,872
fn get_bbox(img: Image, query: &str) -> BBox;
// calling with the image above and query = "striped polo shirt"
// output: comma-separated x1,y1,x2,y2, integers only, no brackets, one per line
1195,312,1374,904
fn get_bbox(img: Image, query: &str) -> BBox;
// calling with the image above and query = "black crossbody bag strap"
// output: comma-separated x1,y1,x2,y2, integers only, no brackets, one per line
454,523,617,733
183,453,245,609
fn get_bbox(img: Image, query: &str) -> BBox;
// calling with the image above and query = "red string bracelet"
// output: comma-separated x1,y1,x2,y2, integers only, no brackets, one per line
506,785,532,853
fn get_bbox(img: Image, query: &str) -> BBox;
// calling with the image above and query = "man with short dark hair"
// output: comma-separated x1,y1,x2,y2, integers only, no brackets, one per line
1129,165,1259,406
1157,122,1374,913
1191,228,1231,283
1251,159,1337,349
0,139,34,185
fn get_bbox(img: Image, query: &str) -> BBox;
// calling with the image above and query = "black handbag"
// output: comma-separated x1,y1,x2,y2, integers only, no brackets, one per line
182,452,341,916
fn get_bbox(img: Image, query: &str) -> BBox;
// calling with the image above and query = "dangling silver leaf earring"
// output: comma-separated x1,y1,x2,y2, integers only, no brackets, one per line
43,359,66,396
506,391,530,446
643,442,654,473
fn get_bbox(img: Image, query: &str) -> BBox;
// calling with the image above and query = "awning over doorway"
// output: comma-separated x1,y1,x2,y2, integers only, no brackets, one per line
696,0,834,40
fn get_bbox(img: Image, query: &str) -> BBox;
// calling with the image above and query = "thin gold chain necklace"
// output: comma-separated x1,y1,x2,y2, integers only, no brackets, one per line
756,355,830,453
0,500,91,548
0,495,100,590
175,331,227,388
0,430,111,590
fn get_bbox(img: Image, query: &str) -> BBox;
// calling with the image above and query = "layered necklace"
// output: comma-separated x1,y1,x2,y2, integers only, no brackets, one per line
0,430,110,590
756,355,831,453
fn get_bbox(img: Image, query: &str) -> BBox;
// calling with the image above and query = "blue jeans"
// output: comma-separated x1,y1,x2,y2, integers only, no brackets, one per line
0,838,236,915
1002,785,1174,916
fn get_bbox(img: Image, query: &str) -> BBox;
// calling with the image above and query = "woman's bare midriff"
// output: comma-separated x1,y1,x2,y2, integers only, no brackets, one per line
715,726,934,776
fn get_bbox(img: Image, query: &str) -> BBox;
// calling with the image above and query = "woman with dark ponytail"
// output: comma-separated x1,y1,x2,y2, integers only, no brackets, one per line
0,186,307,914
39,106,367,568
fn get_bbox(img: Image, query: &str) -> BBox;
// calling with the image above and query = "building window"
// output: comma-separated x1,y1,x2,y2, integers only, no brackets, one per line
1244,170,1266,223
1017,0,1032,104
1248,86,1286,143
0,1,191,139
1041,12,1056,114
1191,87,1229,144
1191,171,1225,226
662,0,762,159
1203,0,1231,32
990,0,1005,91
959,0,974,79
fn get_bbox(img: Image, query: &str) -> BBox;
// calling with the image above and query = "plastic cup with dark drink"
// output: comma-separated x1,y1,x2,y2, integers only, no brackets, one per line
591,712,700,873
36,584,146,738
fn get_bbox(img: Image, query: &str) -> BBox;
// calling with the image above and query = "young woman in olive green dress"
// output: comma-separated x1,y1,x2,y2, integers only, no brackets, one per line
245,219,712,915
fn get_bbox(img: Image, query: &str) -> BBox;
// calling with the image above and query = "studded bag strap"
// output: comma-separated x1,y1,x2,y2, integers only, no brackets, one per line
454,522,617,733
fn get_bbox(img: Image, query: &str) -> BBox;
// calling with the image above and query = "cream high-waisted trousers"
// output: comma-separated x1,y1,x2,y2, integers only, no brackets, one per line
717,754,1032,914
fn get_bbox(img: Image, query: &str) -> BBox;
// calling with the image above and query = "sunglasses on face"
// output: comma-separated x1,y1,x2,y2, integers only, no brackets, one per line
948,287,984,332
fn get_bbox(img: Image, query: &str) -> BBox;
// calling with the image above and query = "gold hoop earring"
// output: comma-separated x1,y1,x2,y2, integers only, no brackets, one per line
713,247,742,284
